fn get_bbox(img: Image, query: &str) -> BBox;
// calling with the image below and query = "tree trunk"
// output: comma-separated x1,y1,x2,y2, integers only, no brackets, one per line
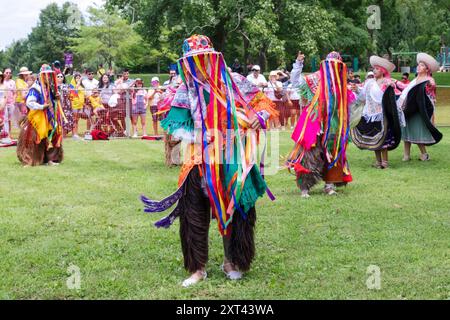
243,34,250,74
258,44,268,72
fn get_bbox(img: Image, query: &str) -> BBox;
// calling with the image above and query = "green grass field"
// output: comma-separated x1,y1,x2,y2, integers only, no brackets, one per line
0,129,449,299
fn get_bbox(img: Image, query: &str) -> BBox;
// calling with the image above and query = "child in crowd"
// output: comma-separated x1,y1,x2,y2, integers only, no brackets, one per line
147,77,163,136
69,73,86,140
131,79,148,137
89,88,105,117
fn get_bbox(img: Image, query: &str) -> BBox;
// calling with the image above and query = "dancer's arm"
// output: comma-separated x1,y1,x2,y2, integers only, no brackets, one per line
290,51,305,88
26,92,48,110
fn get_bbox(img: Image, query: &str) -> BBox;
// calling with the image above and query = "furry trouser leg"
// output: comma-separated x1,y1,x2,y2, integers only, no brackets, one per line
179,166,211,273
223,207,257,272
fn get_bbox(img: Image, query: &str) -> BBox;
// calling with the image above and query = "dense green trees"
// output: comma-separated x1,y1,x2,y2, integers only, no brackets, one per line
1,0,448,73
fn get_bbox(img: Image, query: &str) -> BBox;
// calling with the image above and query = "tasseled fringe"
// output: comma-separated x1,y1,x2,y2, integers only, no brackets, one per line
154,204,182,229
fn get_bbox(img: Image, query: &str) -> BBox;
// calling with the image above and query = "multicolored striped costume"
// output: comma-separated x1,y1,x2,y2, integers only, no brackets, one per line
286,52,355,192
141,35,277,273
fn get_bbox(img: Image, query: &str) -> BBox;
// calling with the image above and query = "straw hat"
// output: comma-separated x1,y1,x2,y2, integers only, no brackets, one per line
269,71,278,77
369,56,395,73
417,53,440,73
19,67,32,75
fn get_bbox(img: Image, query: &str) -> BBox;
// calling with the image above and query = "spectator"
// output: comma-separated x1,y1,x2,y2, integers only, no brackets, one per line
400,72,410,85
114,73,123,86
131,78,148,137
147,77,163,136
231,58,243,75
82,69,99,97
366,71,375,80
264,70,284,130
277,69,290,85
99,74,120,135
16,67,32,116
348,69,360,84
246,65,267,91
164,69,181,88
0,71,6,133
286,81,301,130
97,64,106,79
115,69,134,136
56,72,74,136
69,73,86,140
53,60,62,75
89,88,105,117
354,74,362,83
1,68,17,142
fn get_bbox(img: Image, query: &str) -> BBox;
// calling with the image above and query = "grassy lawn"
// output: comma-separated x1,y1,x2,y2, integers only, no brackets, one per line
0,128,449,300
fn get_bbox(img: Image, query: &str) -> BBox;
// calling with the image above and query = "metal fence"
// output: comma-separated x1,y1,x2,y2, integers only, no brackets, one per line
0,87,168,139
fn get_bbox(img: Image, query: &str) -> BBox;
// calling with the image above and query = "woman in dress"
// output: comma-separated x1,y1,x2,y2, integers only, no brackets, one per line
398,53,442,161
350,56,403,169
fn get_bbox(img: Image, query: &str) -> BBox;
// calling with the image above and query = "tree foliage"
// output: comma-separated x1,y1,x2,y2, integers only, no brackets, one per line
69,7,147,70
1,0,448,73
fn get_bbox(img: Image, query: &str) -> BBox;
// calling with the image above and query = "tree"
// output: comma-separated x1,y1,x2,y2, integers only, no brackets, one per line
27,2,83,71
70,7,147,71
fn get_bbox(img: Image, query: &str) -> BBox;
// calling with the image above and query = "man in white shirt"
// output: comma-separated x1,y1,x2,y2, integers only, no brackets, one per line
246,65,267,91
1,68,16,142
163,69,181,88
81,69,99,97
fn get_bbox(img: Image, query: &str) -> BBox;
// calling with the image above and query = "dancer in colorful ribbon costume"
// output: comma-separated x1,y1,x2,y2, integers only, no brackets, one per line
16,64,65,166
350,56,403,169
140,35,278,287
397,53,442,161
286,51,355,198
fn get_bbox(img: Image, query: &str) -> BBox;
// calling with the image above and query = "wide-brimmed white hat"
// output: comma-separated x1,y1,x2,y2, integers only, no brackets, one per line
417,53,440,73
151,77,160,83
19,67,32,75
370,56,395,73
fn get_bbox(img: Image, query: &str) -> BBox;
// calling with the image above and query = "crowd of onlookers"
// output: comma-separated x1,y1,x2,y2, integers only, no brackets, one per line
0,64,182,144
1,57,415,144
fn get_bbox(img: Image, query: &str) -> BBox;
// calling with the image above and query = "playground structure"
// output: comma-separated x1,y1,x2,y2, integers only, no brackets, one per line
438,46,450,72
392,52,418,74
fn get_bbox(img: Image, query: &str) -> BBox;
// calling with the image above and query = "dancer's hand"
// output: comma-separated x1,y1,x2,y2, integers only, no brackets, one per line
250,114,262,130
